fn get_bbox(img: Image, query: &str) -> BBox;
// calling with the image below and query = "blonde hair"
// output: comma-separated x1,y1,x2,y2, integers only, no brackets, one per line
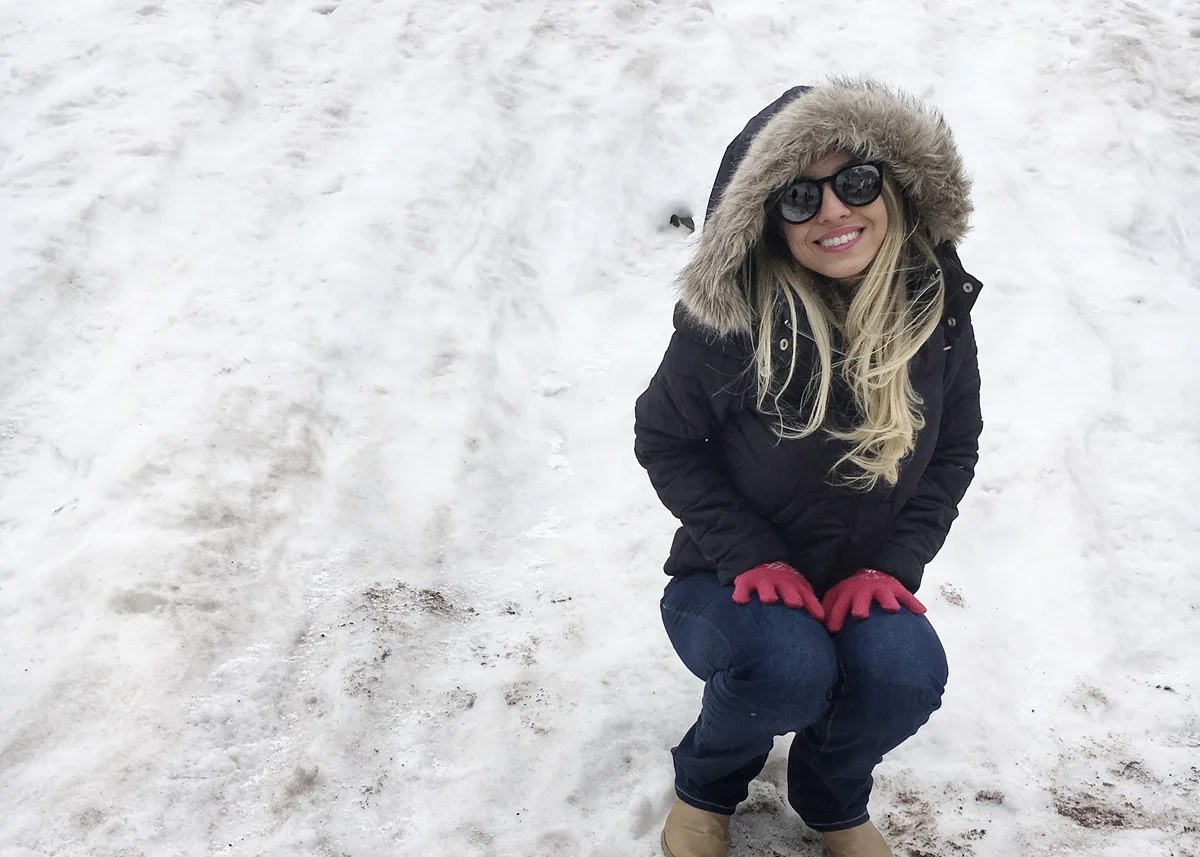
750,176,945,490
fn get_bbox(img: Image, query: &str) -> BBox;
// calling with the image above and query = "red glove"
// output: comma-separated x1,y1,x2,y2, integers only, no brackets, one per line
732,562,825,622
822,569,926,633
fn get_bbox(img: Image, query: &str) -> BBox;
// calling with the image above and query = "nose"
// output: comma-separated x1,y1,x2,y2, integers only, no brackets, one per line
817,184,852,221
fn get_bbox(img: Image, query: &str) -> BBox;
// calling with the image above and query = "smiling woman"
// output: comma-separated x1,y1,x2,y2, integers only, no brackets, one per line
633,78,985,857
777,154,890,279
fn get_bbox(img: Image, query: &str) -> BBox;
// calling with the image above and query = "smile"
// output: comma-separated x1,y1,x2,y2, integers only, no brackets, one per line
818,229,863,250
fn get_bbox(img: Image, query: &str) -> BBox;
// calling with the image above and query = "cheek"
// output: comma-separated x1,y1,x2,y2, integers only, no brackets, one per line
781,223,813,259
867,199,889,233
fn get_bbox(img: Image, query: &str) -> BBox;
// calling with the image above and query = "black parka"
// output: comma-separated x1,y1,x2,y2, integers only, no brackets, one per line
633,81,983,596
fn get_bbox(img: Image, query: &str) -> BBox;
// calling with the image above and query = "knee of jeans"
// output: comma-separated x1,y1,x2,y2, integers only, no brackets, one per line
843,617,949,705
728,635,839,714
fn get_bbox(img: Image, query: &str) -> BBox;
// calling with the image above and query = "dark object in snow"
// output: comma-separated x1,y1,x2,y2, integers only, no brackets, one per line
670,213,695,232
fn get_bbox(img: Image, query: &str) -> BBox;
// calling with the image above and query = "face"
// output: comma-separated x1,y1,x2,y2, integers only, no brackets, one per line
780,152,889,281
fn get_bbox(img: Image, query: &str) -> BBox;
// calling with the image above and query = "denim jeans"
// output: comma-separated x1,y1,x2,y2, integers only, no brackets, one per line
660,572,948,832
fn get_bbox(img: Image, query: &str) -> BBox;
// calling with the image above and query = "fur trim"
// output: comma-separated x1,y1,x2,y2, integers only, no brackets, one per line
678,78,973,336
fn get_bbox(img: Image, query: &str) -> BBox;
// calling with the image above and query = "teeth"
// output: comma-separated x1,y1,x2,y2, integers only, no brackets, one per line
821,230,861,248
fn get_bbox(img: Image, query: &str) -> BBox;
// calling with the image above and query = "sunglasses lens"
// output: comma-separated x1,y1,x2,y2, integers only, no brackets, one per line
778,181,821,224
834,164,883,206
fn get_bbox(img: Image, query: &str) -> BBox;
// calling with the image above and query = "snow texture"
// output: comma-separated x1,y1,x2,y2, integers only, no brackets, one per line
2,0,1199,855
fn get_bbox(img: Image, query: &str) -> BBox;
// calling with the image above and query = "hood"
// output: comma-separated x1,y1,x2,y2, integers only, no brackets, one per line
678,78,974,336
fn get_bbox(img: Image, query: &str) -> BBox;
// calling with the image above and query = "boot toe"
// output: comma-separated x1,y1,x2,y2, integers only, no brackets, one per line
822,820,893,857
660,799,731,857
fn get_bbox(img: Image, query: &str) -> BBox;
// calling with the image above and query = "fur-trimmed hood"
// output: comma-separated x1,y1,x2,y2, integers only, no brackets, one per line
679,78,974,336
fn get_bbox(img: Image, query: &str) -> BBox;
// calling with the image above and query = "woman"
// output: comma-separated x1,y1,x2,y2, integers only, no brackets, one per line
633,79,984,857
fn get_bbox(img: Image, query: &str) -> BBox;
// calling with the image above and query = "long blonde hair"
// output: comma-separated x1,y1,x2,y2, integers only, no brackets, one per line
749,177,945,491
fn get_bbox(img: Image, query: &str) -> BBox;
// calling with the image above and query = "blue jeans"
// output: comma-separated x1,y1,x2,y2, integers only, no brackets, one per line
660,572,948,832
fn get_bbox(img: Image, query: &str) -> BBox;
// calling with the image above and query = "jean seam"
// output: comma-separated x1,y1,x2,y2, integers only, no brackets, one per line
805,809,871,832
675,784,737,815
661,602,735,672
813,696,839,755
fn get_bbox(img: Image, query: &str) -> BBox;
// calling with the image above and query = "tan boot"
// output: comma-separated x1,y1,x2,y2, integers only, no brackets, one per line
822,821,893,857
660,798,731,857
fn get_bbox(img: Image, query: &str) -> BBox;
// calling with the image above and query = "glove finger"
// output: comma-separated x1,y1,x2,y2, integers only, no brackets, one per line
877,587,902,614
850,588,875,620
758,579,780,605
803,590,826,623
781,577,824,620
824,591,850,632
820,589,841,619
778,578,806,610
731,577,752,605
900,591,928,615
785,583,825,622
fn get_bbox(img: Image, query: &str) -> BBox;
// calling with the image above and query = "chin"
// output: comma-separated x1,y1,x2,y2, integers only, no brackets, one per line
813,254,873,280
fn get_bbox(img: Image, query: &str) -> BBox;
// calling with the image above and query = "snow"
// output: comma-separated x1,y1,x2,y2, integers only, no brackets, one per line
1,0,1199,854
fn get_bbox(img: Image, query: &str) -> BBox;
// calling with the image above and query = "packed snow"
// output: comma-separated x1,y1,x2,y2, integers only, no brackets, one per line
2,0,1199,855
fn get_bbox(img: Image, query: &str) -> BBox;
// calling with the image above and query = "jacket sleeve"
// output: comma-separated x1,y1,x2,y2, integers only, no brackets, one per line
869,318,983,592
634,332,790,584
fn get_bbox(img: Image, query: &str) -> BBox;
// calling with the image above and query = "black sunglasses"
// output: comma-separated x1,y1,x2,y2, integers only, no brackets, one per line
772,162,885,225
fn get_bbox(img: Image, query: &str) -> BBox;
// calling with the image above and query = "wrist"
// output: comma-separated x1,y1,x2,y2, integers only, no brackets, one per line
742,561,796,576
855,568,891,579
758,561,796,572
737,562,810,587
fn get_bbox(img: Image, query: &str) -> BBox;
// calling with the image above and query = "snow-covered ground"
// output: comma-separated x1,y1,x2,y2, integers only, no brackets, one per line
2,0,1199,855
